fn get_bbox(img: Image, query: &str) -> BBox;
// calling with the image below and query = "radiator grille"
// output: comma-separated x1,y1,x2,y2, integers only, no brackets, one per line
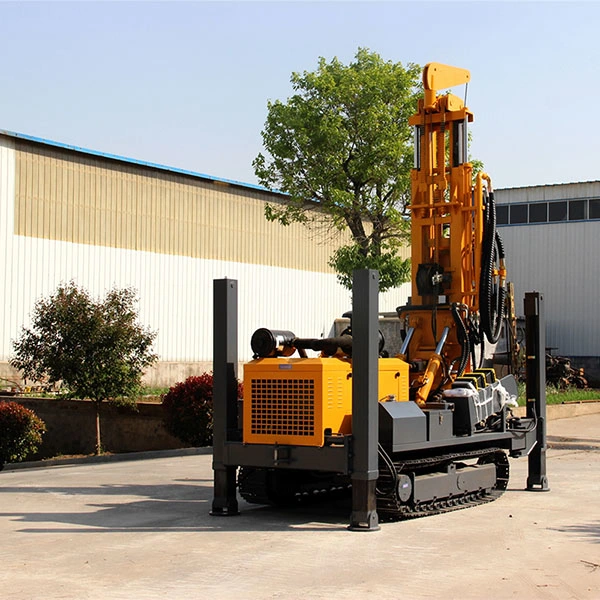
250,378,315,436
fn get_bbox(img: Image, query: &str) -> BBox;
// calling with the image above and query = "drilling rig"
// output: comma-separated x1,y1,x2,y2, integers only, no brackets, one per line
211,63,548,529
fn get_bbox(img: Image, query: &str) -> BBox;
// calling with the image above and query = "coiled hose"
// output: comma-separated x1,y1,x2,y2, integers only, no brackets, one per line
479,191,506,344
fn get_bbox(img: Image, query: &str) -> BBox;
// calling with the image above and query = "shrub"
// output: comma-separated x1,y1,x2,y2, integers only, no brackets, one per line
0,401,46,468
162,373,242,447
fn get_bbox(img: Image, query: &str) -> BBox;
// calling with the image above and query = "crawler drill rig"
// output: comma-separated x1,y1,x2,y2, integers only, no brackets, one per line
211,63,548,529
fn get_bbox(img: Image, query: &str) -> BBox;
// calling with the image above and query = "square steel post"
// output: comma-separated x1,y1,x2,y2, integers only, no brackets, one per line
211,278,240,516
348,269,380,531
524,292,550,491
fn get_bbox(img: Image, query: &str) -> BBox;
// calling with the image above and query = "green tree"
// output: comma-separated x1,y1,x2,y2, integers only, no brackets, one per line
11,283,158,454
253,48,420,292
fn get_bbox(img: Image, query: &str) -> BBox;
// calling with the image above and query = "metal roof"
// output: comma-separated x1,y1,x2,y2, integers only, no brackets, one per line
497,180,600,192
0,128,277,195
4,128,595,199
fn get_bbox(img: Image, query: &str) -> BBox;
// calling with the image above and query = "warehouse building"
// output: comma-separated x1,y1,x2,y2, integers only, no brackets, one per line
0,130,410,387
495,182,600,384
2,129,597,388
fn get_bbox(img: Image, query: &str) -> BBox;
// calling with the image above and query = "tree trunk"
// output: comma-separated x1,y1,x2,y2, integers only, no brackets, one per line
95,401,102,454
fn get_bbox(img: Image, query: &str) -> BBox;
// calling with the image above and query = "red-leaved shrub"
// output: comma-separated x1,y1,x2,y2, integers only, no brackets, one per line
161,373,242,447
0,401,46,468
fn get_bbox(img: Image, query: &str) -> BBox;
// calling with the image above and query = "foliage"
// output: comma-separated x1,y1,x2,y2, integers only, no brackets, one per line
10,282,158,453
330,241,411,292
254,48,420,292
162,373,243,447
0,401,46,467
468,132,485,181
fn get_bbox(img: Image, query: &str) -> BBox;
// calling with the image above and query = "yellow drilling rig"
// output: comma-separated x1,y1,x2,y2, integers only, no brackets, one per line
211,63,549,530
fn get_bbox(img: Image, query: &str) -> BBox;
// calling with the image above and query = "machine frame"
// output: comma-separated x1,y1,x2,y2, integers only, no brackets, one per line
211,275,548,529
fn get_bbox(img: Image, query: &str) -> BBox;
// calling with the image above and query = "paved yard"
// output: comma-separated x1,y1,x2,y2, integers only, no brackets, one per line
1,414,599,600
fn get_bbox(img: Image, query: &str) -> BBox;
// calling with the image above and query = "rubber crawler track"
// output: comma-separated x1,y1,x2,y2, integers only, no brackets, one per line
238,448,509,521
377,448,509,521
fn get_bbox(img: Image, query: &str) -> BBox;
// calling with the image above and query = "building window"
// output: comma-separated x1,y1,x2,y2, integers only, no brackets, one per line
590,198,600,220
569,200,587,221
549,201,567,222
509,204,528,224
497,205,508,225
529,202,548,223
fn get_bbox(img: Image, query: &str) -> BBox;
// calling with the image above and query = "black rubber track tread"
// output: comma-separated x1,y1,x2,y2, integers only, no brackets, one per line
238,448,510,522
238,467,351,506
377,448,509,521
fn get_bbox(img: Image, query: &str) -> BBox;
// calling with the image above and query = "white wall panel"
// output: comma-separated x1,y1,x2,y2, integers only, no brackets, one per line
0,233,410,364
1,134,412,368
500,221,599,356
0,138,17,357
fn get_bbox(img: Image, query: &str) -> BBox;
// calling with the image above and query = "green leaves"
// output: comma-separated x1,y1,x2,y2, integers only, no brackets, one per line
329,242,411,293
254,48,421,292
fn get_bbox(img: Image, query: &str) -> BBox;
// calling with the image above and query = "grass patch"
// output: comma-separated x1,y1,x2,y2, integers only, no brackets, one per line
517,382,600,406
8,385,170,403
139,385,169,397
136,386,169,403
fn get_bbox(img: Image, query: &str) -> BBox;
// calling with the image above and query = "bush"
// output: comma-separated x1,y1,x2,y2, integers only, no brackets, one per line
0,401,46,468
162,373,242,447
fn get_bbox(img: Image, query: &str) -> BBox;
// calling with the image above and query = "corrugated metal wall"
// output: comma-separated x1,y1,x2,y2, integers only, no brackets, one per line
497,181,600,204
13,140,352,272
0,135,410,379
0,137,16,362
496,185,600,357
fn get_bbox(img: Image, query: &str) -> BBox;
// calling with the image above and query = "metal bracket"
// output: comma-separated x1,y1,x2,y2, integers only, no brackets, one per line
211,278,241,516
524,291,550,492
348,269,381,531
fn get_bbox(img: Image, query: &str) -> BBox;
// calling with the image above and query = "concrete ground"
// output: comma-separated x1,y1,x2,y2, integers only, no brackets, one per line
1,414,599,600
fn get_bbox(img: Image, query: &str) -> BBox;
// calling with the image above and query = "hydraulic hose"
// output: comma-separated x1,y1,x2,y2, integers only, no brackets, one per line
451,303,470,376
479,191,506,344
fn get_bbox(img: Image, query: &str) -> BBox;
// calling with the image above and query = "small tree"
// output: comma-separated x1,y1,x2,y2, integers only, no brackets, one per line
0,401,46,469
11,283,158,454
254,48,420,292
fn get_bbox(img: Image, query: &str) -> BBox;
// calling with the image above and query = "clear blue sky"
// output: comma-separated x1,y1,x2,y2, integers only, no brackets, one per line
1,1,598,189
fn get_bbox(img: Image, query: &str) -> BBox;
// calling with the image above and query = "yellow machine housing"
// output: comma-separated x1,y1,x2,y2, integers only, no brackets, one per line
243,357,409,447
402,62,501,403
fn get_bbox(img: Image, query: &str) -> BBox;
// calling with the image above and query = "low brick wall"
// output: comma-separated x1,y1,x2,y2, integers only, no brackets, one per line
4,397,188,459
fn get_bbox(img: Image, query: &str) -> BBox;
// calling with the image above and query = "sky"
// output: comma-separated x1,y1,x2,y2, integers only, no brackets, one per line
1,1,599,190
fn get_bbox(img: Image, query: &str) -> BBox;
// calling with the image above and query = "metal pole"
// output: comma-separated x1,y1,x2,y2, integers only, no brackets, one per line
348,269,380,531
211,278,240,515
524,291,550,491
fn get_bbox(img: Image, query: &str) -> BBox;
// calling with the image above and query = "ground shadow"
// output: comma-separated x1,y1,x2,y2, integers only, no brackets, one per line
549,521,600,543
547,434,600,451
0,478,353,533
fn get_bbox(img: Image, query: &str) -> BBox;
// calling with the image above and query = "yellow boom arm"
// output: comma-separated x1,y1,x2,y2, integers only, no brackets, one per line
423,62,471,109
403,62,490,403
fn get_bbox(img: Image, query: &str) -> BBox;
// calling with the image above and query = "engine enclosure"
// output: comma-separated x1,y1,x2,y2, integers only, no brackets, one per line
243,357,409,447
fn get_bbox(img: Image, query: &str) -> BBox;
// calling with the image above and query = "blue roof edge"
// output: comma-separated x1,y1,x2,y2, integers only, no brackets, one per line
0,128,280,195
